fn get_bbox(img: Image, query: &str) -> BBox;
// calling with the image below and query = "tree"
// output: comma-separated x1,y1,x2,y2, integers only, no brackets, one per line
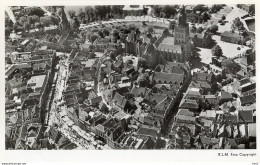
152,5,162,17
211,4,224,13
232,17,244,31
102,28,110,36
196,27,204,33
212,45,223,58
128,24,136,31
23,22,30,31
147,26,154,34
169,21,176,30
19,16,27,26
209,24,218,34
5,28,11,39
78,8,85,22
193,4,208,13
71,17,80,30
191,26,197,33
138,57,148,69
97,30,104,38
90,34,99,44
111,5,124,18
40,16,52,27
137,73,150,87
50,16,59,26
249,5,255,15
68,10,76,19
222,15,226,21
28,7,45,17
124,92,134,99
162,5,177,18
221,59,241,74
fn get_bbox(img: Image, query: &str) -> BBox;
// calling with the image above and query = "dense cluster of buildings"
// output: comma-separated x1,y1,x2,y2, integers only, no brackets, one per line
5,4,256,150
5,45,56,149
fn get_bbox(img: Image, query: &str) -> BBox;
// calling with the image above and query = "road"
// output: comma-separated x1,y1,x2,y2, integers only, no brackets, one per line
155,68,192,149
47,53,110,149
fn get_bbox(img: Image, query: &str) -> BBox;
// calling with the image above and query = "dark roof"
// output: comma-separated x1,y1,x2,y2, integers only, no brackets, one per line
113,92,127,109
144,92,169,105
151,72,183,85
5,64,31,77
193,72,212,82
137,126,159,138
220,91,233,100
240,95,255,105
176,109,195,116
179,99,198,109
239,110,253,123
131,86,151,97
241,83,255,93
221,31,243,39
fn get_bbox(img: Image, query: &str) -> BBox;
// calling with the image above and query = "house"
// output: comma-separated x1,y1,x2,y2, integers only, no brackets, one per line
199,110,217,121
95,118,118,141
204,95,219,107
218,91,233,103
107,125,124,149
179,99,199,112
44,25,59,35
137,125,159,143
190,32,213,48
131,86,152,98
150,72,184,85
239,95,255,106
192,71,213,83
183,88,202,102
46,126,61,144
112,92,131,112
175,114,197,124
240,83,256,96
247,123,256,139
221,31,244,44
238,110,253,123
5,63,32,79
237,4,253,12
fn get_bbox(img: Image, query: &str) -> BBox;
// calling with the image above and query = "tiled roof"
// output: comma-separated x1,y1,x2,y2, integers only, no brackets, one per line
240,95,255,105
238,110,253,123
113,92,127,109
151,72,183,85
131,86,151,97
158,44,182,53
176,109,194,116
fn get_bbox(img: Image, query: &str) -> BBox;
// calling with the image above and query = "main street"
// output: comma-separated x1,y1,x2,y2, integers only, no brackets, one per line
47,52,109,149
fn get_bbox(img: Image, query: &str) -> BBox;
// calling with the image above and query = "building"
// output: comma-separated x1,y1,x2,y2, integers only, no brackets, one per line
190,32,213,48
221,31,244,44
140,6,191,68
237,4,252,12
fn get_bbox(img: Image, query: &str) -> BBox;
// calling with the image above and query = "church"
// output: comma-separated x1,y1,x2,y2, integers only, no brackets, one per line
141,5,192,68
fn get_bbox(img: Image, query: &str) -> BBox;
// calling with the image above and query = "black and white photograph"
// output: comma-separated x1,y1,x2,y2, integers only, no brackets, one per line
4,3,256,152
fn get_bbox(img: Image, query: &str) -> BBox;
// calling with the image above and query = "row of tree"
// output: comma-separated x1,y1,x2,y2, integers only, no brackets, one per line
67,5,125,24
17,15,60,31
151,5,179,18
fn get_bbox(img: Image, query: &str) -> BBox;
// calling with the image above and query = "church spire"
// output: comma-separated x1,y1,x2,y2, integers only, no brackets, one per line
176,5,187,27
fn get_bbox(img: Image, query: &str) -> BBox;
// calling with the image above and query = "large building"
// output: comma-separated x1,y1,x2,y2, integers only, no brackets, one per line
141,5,191,68
221,31,244,44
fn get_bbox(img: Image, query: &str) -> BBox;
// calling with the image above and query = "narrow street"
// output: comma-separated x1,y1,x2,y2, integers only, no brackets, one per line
155,69,192,148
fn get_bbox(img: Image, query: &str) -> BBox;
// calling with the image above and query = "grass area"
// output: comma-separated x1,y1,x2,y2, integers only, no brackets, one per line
212,35,251,58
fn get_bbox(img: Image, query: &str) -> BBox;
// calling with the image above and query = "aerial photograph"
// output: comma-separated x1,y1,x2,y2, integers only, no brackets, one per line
5,4,256,150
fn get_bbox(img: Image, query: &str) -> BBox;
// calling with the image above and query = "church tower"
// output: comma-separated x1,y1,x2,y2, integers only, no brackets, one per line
174,5,190,45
